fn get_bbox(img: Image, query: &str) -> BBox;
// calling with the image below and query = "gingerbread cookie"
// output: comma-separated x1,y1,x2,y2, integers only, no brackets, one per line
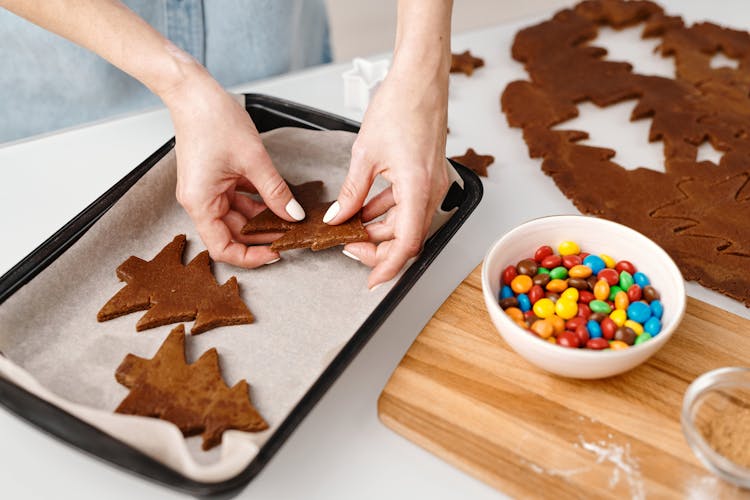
98,235,254,334
241,181,368,251
501,0,750,305
450,148,495,177
451,50,485,76
115,325,268,450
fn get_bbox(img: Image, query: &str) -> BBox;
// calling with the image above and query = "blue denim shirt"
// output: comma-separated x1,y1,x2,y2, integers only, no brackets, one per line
0,0,331,143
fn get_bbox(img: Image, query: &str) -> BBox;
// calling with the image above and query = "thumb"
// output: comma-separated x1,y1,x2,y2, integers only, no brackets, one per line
245,152,305,222
324,146,374,225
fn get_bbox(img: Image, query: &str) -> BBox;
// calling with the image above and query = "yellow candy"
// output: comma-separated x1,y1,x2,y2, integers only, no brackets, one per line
600,254,616,269
593,279,610,301
614,291,629,310
547,337,557,344
609,340,629,350
555,298,578,320
548,315,565,334
609,309,627,327
569,264,592,278
532,298,555,319
505,307,524,322
561,287,579,303
558,240,580,256
624,319,644,335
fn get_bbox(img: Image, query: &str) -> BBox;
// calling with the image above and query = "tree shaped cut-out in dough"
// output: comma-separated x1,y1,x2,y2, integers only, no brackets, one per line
115,324,268,450
97,234,254,334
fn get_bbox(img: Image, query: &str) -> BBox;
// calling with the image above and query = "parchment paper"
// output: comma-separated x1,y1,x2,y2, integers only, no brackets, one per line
0,128,392,483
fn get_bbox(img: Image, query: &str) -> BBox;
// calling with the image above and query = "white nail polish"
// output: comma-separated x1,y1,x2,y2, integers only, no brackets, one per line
265,257,281,265
323,201,340,224
342,249,360,262
285,198,305,221
369,283,383,292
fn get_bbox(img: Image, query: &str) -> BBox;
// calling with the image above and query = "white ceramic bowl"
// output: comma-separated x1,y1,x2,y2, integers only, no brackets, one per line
481,215,686,379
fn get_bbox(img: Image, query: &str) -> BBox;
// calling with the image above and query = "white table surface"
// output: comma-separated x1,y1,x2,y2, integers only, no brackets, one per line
1,2,748,498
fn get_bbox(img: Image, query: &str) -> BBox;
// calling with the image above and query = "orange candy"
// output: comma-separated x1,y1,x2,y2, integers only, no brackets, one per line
505,307,524,322
593,279,610,301
546,278,568,293
609,340,629,350
568,265,593,279
511,274,533,294
531,319,554,339
548,315,565,334
614,291,629,311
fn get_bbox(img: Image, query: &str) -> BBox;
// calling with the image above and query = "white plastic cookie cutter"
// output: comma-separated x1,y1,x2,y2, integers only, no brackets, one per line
342,57,390,111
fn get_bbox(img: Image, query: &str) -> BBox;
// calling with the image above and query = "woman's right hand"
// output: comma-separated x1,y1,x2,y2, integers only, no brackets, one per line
160,66,306,268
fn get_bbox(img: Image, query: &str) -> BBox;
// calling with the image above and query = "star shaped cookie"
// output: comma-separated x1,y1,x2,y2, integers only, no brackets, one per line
450,50,485,76
450,148,495,177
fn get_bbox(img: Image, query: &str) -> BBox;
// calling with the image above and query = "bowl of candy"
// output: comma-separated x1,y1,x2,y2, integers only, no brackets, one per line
481,215,686,379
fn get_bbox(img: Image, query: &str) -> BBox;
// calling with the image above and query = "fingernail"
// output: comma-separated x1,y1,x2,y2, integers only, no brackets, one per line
285,198,305,221
369,283,383,292
323,201,340,224
265,257,281,265
342,249,360,262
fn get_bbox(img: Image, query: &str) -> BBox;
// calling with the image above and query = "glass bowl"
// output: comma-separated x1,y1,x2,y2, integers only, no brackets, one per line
682,366,750,488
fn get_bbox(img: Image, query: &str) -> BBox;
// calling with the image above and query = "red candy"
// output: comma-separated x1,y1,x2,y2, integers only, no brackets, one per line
557,331,580,348
627,284,642,302
579,252,590,260
565,317,585,331
574,324,590,345
502,265,518,285
577,303,592,319
579,290,595,304
600,317,617,340
586,338,609,350
615,260,637,274
562,254,582,269
528,285,544,305
597,268,619,286
534,245,554,263
541,255,562,269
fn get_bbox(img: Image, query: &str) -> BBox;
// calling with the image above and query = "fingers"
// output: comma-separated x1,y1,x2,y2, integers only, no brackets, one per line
241,150,305,222
361,187,395,222
324,143,374,225
342,242,378,267
223,209,283,245
231,192,267,220
197,216,281,268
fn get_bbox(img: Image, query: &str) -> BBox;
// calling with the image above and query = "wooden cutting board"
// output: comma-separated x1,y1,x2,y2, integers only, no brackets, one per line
378,264,750,499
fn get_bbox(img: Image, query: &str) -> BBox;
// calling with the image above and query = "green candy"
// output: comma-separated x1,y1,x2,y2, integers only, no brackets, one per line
589,300,611,314
608,285,623,301
619,271,634,291
550,266,568,280
537,267,550,275
634,332,652,345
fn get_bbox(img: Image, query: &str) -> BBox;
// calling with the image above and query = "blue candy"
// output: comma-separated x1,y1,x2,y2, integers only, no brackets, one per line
627,302,652,323
583,255,606,275
650,299,663,319
500,285,514,300
517,293,531,312
644,317,662,336
633,272,650,288
587,320,603,339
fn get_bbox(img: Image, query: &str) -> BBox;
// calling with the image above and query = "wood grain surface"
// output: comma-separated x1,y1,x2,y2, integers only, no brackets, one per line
379,265,750,499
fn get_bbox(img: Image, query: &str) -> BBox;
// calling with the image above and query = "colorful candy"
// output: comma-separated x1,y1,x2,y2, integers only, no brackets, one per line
498,241,665,350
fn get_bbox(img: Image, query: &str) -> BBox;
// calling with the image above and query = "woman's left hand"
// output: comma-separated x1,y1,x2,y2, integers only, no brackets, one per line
323,58,450,289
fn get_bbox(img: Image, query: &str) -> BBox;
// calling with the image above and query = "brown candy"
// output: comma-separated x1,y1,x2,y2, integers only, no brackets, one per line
499,297,520,309
643,285,661,302
568,277,590,290
533,273,551,287
589,312,607,323
614,326,637,345
517,258,539,276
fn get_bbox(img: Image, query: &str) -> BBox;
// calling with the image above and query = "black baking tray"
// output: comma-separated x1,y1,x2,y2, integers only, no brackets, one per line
0,94,482,496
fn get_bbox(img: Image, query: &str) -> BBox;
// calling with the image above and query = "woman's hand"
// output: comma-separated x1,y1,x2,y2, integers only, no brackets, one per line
324,57,450,289
161,68,305,268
